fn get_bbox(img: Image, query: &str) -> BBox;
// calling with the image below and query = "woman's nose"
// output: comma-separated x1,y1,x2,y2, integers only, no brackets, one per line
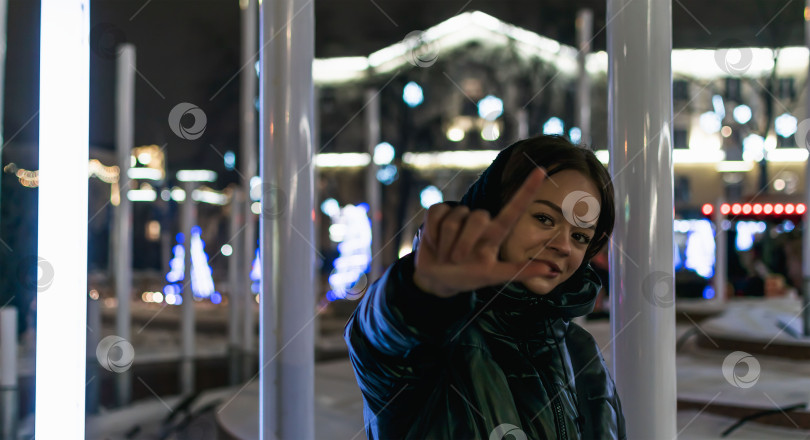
547,231,571,255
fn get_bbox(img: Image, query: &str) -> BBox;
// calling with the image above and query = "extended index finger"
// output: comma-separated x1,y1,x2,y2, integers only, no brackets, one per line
484,167,546,244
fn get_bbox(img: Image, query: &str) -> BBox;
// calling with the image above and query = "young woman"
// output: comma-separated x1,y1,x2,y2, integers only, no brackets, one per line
344,135,626,439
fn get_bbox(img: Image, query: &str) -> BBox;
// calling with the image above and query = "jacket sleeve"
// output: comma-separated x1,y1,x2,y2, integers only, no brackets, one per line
343,251,476,409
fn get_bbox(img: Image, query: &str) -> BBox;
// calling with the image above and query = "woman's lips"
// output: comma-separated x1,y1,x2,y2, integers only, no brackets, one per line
530,259,562,276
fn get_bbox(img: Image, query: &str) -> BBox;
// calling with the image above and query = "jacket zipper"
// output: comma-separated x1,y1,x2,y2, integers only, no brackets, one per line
545,317,568,440
553,394,567,439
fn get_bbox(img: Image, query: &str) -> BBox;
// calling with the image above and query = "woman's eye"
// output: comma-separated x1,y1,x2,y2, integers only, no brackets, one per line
574,233,592,245
533,214,553,225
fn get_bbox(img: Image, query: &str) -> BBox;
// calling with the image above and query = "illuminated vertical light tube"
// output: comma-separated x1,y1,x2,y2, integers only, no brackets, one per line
180,180,197,395
259,0,315,436
575,8,593,146
803,0,810,336
607,0,677,436
365,89,382,283
1,308,17,439
713,198,728,302
114,43,135,406
240,0,259,381
228,187,243,385
36,0,90,437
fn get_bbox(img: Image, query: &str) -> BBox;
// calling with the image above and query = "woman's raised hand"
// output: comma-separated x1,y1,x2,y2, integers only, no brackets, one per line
413,168,549,298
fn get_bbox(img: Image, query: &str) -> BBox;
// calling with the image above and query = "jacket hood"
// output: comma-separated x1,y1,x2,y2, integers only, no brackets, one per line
457,139,601,320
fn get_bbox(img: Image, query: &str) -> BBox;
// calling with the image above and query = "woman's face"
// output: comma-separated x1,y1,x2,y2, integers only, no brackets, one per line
499,169,601,295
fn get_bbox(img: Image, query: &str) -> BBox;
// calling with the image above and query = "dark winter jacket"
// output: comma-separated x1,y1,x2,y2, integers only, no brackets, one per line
344,140,627,439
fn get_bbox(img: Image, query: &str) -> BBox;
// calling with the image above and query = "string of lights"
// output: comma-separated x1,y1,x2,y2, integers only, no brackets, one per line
3,163,39,188
3,159,121,188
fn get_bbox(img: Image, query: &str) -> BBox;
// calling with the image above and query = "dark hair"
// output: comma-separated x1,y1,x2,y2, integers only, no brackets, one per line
500,135,615,264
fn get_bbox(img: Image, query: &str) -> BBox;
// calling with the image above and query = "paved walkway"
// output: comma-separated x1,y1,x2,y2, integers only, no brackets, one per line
75,314,810,439
215,320,810,439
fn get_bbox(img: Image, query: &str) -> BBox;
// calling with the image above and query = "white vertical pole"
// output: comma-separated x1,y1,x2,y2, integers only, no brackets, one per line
114,43,135,406
240,0,259,381
228,187,243,385
0,0,7,214
1,308,17,439
312,86,321,343
713,198,728,302
36,1,89,437
180,180,196,395
802,0,810,336
242,215,256,381
517,108,529,139
575,9,593,146
160,218,171,285
366,88,382,282
86,296,101,414
607,0,677,437
259,0,315,437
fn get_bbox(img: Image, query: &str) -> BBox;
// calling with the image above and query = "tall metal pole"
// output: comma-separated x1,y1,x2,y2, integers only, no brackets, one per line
365,88,382,282
516,108,529,139
802,0,810,336
114,43,135,406
160,199,172,282
0,0,8,215
312,86,321,343
713,198,728,302
1,307,17,440
240,0,259,381
242,212,256,381
180,180,197,396
575,9,593,146
259,0,316,437
228,187,244,385
86,296,101,415
608,0,677,436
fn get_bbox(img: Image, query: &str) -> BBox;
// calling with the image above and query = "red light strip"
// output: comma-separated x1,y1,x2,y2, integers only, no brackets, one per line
703,202,806,216
701,203,713,216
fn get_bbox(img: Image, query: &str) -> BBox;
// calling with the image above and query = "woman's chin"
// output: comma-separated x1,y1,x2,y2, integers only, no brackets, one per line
524,277,556,295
